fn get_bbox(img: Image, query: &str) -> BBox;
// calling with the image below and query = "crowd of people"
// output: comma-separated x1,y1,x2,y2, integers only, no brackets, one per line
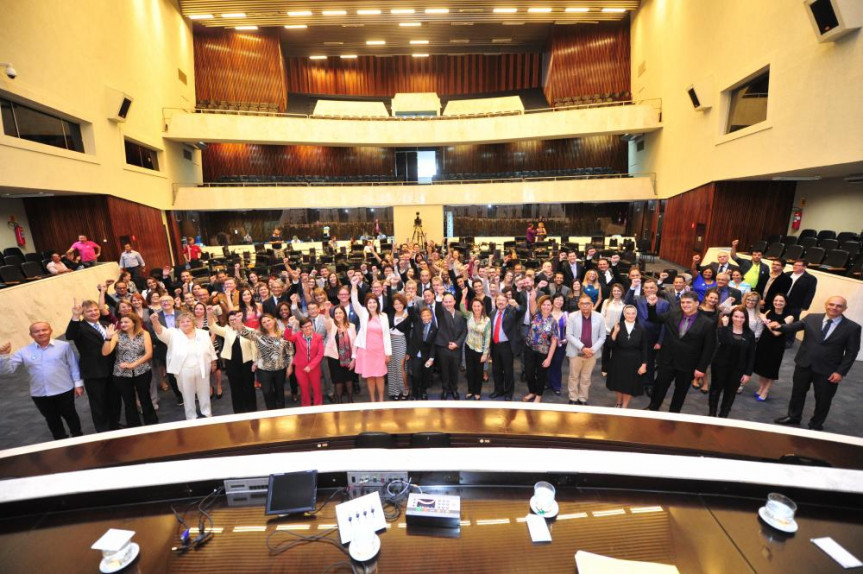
0,234,859,442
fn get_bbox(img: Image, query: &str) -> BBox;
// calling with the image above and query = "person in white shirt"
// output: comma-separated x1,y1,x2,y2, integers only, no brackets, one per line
46,252,72,275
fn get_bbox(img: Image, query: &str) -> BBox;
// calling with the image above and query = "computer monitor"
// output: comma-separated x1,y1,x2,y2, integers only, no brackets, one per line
265,470,318,516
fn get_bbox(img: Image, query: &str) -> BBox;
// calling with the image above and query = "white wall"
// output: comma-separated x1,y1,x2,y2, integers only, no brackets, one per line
630,0,863,198
0,198,34,254
0,0,198,209
790,179,863,235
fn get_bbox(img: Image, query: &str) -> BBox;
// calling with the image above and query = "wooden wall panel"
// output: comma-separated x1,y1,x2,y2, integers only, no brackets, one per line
441,136,627,175
543,22,631,104
202,144,395,181
287,53,542,97
23,196,116,262
659,181,796,267
658,183,716,267
194,27,288,111
106,197,174,270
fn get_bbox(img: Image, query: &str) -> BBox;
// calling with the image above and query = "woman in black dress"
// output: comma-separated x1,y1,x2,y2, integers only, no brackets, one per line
708,307,756,418
606,305,648,408
753,293,793,401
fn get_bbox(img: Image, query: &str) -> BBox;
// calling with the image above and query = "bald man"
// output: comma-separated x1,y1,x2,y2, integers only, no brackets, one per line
773,296,861,431
0,322,85,440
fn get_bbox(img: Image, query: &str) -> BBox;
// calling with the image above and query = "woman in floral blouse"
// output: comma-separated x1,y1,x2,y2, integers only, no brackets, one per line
522,285,559,403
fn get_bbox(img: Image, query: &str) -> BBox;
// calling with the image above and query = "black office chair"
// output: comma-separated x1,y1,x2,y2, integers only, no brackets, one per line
804,247,825,266
410,432,451,448
24,253,43,264
798,236,818,250
636,239,656,263
764,242,785,259
818,238,838,251
2,247,24,259
784,244,805,262
840,241,861,257
356,432,397,449
818,250,849,273
798,229,817,239
836,231,859,244
783,235,798,247
0,265,27,285
3,255,23,267
816,230,836,242
21,261,47,279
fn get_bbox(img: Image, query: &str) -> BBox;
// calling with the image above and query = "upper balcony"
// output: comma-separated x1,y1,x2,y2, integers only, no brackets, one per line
163,99,662,148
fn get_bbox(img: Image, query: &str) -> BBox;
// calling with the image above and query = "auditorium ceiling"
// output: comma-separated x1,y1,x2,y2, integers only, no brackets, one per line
180,1,639,56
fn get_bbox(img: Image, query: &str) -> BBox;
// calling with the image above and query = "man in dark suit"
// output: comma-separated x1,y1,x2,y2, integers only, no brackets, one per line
699,250,739,276
730,239,771,295
405,307,438,400
488,292,526,400
661,275,690,309
647,292,718,412
65,298,120,432
262,278,289,316
595,258,621,299
434,292,467,400
714,272,743,306
630,279,668,394
560,250,584,287
784,260,818,320
774,296,861,431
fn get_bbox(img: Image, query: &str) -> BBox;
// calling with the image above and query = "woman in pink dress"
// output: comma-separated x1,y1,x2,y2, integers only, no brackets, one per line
350,275,391,402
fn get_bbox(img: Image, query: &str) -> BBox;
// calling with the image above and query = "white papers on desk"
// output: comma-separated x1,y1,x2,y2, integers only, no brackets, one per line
575,551,680,574
811,537,863,569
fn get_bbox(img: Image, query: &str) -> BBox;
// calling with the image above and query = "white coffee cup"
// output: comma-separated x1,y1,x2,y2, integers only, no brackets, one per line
533,481,556,512
764,493,796,525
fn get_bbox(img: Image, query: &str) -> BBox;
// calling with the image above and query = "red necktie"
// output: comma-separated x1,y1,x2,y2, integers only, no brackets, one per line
493,310,504,344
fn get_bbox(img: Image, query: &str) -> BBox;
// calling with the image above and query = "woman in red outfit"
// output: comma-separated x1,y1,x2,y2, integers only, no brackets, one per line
285,316,325,406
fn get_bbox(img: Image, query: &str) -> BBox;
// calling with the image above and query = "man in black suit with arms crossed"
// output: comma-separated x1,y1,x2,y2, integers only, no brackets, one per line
774,296,860,431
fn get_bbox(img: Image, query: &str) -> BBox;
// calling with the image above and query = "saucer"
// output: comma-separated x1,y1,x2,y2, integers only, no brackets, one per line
530,497,559,519
99,542,140,574
349,533,381,562
758,506,798,533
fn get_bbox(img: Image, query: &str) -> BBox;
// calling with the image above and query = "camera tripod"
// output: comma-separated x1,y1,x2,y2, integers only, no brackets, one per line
410,222,426,246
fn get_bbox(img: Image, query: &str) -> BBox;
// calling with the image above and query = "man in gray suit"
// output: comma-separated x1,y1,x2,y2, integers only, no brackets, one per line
565,295,607,405
774,296,861,431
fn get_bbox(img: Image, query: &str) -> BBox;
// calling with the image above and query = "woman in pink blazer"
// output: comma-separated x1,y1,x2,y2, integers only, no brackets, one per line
323,305,357,403
285,317,325,406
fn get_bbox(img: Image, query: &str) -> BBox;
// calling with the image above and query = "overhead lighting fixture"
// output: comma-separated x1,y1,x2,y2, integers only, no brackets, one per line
502,21,526,25
324,41,344,45
340,54,358,59
451,21,474,25
492,37,512,42
188,14,214,20
528,7,553,13
412,53,430,58
221,12,246,18
357,9,381,15
565,7,591,12
391,9,415,14
601,7,627,12
323,10,347,16
309,55,327,60
342,23,365,27
284,24,308,29
287,10,312,16
450,38,470,43
426,8,450,14
410,39,429,44
366,40,386,45
234,26,258,30
400,22,422,26
494,7,518,13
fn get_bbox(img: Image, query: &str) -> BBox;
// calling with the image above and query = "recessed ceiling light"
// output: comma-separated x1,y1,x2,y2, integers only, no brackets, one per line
323,10,348,16
502,21,525,25
309,55,327,60
366,40,386,45
284,24,308,29
221,12,246,18
451,21,474,25
426,8,450,14
450,39,470,43
234,26,258,30
391,9,415,14
287,10,312,16
565,7,590,12
399,22,422,27
412,53,429,58
528,7,553,13
410,39,429,44
188,14,214,20
341,24,364,27
493,8,518,13
341,54,358,59
492,37,512,42
324,41,344,45
601,7,627,12
358,9,381,15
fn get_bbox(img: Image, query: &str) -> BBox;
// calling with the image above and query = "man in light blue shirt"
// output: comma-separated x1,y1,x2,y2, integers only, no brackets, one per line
0,322,85,440
118,243,146,279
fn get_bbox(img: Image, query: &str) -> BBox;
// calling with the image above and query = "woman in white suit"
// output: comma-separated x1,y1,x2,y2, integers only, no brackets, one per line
152,311,218,420
350,275,392,402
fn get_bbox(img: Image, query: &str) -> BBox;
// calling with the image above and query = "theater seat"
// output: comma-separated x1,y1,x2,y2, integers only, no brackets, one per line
2,247,24,260
0,265,27,285
804,247,825,266
783,244,804,262
21,261,47,279
3,255,23,267
818,238,838,251
798,229,817,239
818,249,849,273
798,236,818,250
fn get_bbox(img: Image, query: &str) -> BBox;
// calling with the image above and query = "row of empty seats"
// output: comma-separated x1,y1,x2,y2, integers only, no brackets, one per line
196,100,280,114
0,247,63,288
747,229,862,279
436,167,621,181
553,91,632,108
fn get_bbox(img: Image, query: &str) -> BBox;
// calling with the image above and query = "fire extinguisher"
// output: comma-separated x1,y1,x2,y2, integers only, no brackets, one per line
791,207,803,231
7,216,26,247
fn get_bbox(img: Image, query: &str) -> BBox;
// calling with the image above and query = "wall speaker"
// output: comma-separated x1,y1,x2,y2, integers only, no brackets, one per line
804,0,862,43
105,87,133,122
685,78,713,111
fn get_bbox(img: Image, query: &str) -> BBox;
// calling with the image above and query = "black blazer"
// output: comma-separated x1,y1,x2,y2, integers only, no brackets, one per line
406,321,438,365
715,286,743,306
712,326,756,376
488,303,527,353
434,307,468,349
65,319,115,379
648,306,717,374
780,313,861,376
784,272,818,312
262,294,288,317
732,255,771,295
763,274,792,308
